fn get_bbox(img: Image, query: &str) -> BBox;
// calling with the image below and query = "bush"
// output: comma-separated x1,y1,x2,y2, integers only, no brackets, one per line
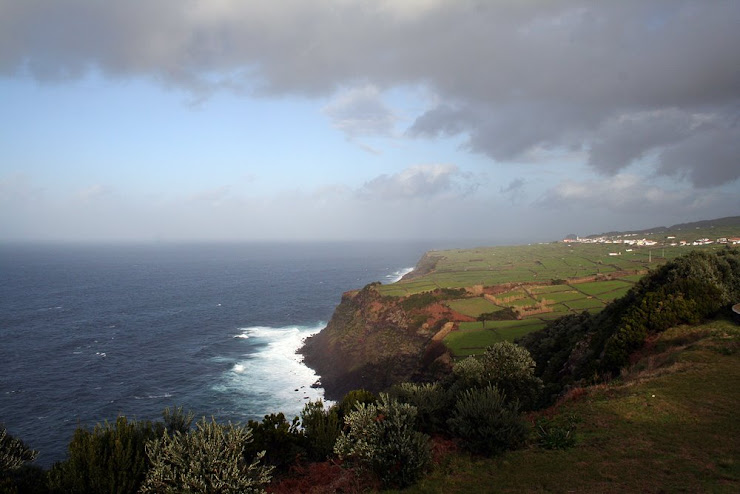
0,427,37,472
161,406,194,435
535,413,580,450
334,394,431,488
245,413,305,470
479,342,543,409
447,385,528,456
336,389,376,420
141,417,273,494
0,427,42,494
389,382,450,433
447,342,543,410
47,416,163,494
300,400,341,461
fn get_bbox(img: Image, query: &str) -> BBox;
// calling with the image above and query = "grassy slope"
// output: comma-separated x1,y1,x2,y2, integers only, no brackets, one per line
393,318,740,493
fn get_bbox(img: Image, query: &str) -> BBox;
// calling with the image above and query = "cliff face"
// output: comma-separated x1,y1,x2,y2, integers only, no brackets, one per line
299,283,455,400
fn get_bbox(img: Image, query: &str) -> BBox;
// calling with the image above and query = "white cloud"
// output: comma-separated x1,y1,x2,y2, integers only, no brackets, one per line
358,164,474,200
537,174,732,215
322,85,397,139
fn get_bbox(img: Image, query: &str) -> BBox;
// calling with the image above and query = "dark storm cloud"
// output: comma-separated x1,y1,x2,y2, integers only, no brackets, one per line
2,0,738,187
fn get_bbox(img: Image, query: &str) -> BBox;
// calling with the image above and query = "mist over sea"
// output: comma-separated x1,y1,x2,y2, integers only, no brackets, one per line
0,242,428,466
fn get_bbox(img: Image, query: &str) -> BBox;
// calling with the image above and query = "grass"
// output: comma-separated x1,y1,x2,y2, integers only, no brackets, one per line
445,297,502,317
371,231,739,359
564,297,606,310
445,320,546,356
376,238,732,297
392,319,740,493
574,280,633,296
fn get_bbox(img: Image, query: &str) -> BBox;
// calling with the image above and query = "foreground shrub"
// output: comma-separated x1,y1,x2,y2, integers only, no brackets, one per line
535,413,580,450
244,413,305,470
334,394,431,488
300,400,341,461
336,389,376,420
141,417,272,494
1,427,42,494
0,427,37,472
447,385,528,456
47,416,163,494
389,382,450,433
448,342,543,410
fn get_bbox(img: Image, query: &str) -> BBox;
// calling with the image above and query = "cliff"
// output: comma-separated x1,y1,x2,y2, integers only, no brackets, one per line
299,283,459,400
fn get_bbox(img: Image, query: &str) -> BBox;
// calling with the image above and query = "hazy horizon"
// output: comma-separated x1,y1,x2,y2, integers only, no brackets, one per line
2,1,739,243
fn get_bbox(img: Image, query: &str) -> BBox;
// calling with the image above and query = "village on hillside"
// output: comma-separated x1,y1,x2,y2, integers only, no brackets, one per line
563,233,740,248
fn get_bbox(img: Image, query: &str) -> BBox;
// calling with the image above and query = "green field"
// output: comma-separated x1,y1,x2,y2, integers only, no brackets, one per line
574,279,632,296
372,225,739,359
376,235,734,298
445,320,546,356
445,297,502,317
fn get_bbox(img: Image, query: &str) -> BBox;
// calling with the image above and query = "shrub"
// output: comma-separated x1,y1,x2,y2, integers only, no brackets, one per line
334,394,431,488
300,400,341,461
0,427,42,494
336,389,376,420
447,342,543,410
535,413,580,450
479,342,543,409
245,413,305,470
389,382,450,433
47,416,163,494
447,385,528,456
141,417,272,494
162,406,194,435
0,427,37,472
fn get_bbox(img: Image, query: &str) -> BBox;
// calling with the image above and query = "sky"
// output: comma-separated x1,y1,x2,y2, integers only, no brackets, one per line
1,0,739,244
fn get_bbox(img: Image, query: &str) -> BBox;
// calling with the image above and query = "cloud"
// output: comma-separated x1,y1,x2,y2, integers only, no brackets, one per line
500,178,525,194
323,85,397,139
657,126,740,187
358,164,474,200
76,183,113,202
1,1,739,188
537,174,733,216
186,185,231,205
0,173,44,202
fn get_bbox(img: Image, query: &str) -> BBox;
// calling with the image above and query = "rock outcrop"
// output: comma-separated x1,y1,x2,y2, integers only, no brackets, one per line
299,283,456,400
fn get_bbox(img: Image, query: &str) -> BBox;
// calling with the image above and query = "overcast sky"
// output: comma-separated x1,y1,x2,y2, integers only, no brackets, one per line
1,0,738,243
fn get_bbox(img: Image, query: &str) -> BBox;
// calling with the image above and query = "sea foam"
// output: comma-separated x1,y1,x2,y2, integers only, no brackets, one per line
385,267,414,283
218,323,329,418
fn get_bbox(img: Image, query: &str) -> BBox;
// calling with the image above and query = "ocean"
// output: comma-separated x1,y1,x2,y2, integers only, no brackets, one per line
0,241,428,466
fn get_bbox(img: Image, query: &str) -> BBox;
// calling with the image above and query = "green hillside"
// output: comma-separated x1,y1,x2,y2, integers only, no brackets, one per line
374,224,740,359
394,319,740,493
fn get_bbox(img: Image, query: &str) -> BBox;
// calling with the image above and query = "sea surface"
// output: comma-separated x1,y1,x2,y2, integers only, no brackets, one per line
0,241,427,466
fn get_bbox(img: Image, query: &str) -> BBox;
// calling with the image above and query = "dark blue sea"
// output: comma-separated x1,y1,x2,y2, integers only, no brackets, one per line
0,242,429,466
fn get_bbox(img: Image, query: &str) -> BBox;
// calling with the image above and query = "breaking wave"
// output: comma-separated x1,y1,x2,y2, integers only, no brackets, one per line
218,323,329,418
385,267,414,283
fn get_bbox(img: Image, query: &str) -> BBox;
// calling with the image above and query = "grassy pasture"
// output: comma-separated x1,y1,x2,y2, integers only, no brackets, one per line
529,284,576,294
574,280,632,296
564,297,607,310
377,240,730,297
537,289,584,303
445,320,546,356
445,297,502,317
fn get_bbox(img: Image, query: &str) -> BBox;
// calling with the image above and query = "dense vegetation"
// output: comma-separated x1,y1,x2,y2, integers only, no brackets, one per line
520,249,740,403
2,248,738,492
